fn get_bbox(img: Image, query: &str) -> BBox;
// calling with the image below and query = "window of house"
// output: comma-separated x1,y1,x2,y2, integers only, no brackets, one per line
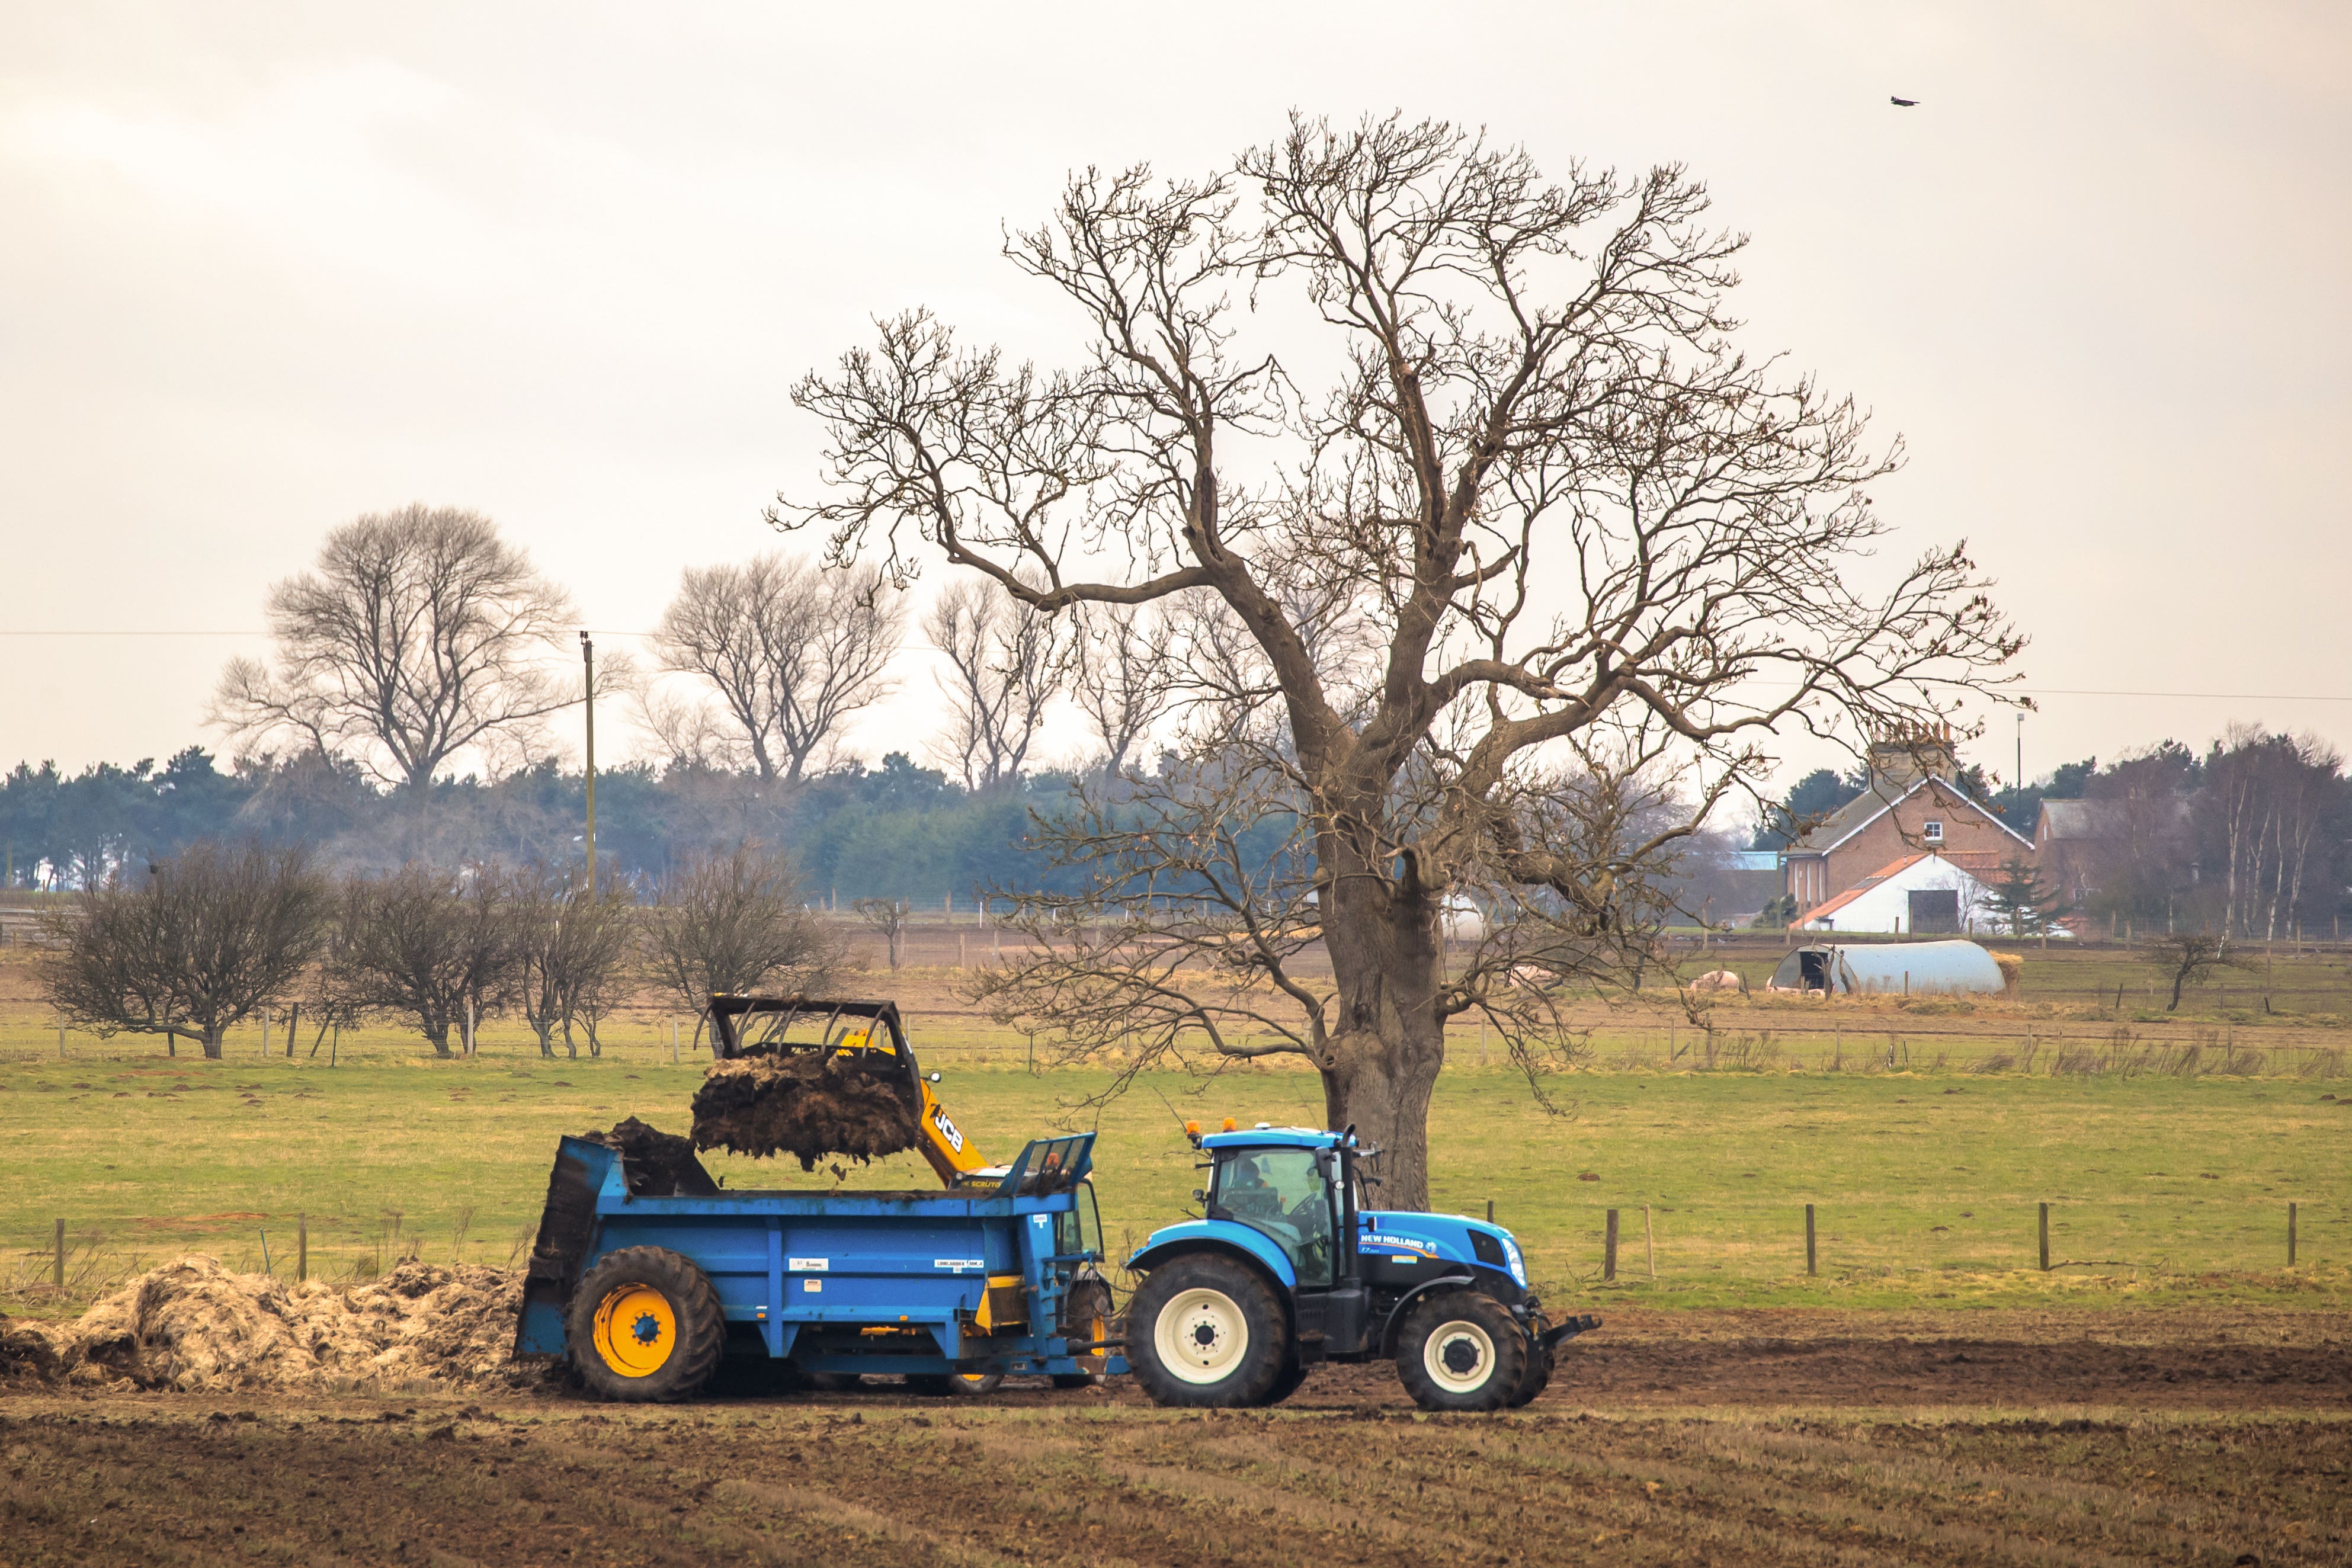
1923,820,1944,842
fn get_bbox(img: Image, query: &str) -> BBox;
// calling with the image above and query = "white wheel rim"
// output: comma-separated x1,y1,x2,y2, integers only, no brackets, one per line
1422,1319,1497,1394
1156,1287,1249,1385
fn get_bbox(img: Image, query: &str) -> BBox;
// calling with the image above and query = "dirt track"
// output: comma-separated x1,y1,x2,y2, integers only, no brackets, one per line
5,1312,2348,1565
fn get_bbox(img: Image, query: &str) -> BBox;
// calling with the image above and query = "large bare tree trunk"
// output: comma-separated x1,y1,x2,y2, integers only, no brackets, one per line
1318,871,1445,1210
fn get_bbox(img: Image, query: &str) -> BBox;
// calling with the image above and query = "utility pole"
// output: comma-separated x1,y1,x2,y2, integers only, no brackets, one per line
580,631,597,898
2014,711,2023,801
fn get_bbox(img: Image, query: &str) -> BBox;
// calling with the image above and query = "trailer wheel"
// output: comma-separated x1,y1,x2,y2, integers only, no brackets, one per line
1052,1276,1115,1389
906,1373,1005,1396
1127,1253,1288,1408
1395,1291,1526,1413
567,1247,724,1403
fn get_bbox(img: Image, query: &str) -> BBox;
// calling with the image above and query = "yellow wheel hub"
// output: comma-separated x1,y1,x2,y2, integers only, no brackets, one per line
591,1284,677,1377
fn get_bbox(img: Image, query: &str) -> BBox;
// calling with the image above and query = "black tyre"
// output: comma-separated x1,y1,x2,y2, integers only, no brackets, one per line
1052,1275,1115,1390
1395,1291,1527,1413
1506,1316,1553,1409
567,1246,725,1403
1261,1357,1309,1406
1127,1253,1290,1409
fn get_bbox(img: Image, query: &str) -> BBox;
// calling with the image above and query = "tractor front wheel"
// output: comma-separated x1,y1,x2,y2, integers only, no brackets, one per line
1127,1254,1289,1408
567,1247,725,1403
1395,1291,1526,1413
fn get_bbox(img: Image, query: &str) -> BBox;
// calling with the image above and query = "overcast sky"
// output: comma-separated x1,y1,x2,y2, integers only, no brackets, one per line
4,1,2346,795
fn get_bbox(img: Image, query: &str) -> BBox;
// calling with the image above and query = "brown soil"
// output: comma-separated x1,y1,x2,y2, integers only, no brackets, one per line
0,1256,540,1394
1,1387,2343,1566
691,1051,920,1169
582,1115,717,1197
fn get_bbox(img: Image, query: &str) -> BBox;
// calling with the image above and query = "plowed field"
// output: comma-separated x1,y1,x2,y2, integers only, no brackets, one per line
5,1311,2346,1566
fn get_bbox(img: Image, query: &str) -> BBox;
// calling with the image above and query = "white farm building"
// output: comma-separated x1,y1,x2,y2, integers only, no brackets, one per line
1797,852,1995,935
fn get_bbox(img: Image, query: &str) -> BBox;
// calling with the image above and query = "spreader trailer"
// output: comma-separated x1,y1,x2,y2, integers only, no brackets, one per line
514,1133,1121,1402
1124,1123,1598,1411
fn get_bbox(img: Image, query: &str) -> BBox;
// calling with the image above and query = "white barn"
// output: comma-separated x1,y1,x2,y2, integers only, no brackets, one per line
1797,852,1995,935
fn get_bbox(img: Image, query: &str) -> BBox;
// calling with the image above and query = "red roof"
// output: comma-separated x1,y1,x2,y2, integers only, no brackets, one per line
1801,852,1937,924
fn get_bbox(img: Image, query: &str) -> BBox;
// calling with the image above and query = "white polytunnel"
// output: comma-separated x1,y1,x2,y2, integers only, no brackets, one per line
1768,939,2006,996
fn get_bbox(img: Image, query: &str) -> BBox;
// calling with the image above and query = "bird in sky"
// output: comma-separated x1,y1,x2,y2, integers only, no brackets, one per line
1890,96,1920,107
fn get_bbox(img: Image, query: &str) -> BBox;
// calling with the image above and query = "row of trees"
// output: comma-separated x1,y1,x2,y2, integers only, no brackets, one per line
0,748,1086,902
39,841,837,1060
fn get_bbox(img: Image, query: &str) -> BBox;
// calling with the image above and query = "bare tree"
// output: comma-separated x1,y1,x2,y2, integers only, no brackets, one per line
646,553,902,783
1072,601,1180,777
212,505,576,793
783,116,2020,1205
851,896,911,969
2142,931,2257,1011
922,578,1071,789
510,862,639,1059
643,845,839,1032
39,842,331,1059
331,862,518,1056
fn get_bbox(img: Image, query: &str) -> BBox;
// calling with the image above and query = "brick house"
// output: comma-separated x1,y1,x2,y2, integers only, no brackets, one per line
1781,737,2034,917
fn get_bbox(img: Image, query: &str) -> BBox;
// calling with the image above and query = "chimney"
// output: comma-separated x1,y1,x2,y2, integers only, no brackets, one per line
1867,722,1957,791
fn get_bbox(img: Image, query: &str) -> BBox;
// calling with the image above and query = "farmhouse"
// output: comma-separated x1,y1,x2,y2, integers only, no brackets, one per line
1781,731,2034,917
1797,852,1995,934
2034,794,2193,908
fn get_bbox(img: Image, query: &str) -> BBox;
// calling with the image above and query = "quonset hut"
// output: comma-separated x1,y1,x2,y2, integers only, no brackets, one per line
1768,939,2006,996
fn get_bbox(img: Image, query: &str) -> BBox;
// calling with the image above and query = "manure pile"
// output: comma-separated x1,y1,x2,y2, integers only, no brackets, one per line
691,1050,920,1169
0,1256,533,1394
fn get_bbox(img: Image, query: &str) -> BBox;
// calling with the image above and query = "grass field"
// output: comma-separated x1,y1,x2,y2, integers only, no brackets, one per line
5,1003,2344,1319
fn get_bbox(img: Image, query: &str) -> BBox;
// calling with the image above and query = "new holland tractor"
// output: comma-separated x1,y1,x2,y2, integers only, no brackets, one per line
1124,1122,1597,1411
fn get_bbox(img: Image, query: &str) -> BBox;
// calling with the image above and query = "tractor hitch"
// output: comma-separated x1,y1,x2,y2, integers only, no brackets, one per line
1540,1313,1601,1354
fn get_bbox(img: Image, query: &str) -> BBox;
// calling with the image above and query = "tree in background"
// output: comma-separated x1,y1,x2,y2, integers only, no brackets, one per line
784,116,2020,1205
1982,858,2058,937
922,578,1071,791
646,552,903,783
1071,601,1179,778
1751,768,1861,849
643,846,838,1036
510,862,638,1058
211,505,576,795
330,862,518,1056
2196,727,2345,941
851,896,911,969
2142,930,2257,1011
39,842,331,1058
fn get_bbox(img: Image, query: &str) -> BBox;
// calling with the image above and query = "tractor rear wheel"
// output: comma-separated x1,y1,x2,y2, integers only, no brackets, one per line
568,1247,725,1403
1395,1291,1526,1413
1127,1254,1289,1408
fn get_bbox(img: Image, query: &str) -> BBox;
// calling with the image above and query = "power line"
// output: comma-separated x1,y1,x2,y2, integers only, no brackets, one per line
0,628,2344,706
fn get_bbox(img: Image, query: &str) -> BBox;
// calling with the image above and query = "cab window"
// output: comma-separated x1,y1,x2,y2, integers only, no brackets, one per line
1212,1147,1335,1287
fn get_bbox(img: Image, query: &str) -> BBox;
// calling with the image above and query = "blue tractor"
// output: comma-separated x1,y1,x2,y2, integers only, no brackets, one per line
1124,1123,1597,1411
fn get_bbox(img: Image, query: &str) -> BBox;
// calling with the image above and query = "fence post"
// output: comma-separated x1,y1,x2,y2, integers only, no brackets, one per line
2038,1202,2051,1271
1604,1210,1619,1281
57,1024,65,1060
1805,1204,1816,1276
2289,1201,2298,1266
1486,1198,1494,1224
53,1218,65,1288
1643,1204,1656,1280
298,1213,308,1284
